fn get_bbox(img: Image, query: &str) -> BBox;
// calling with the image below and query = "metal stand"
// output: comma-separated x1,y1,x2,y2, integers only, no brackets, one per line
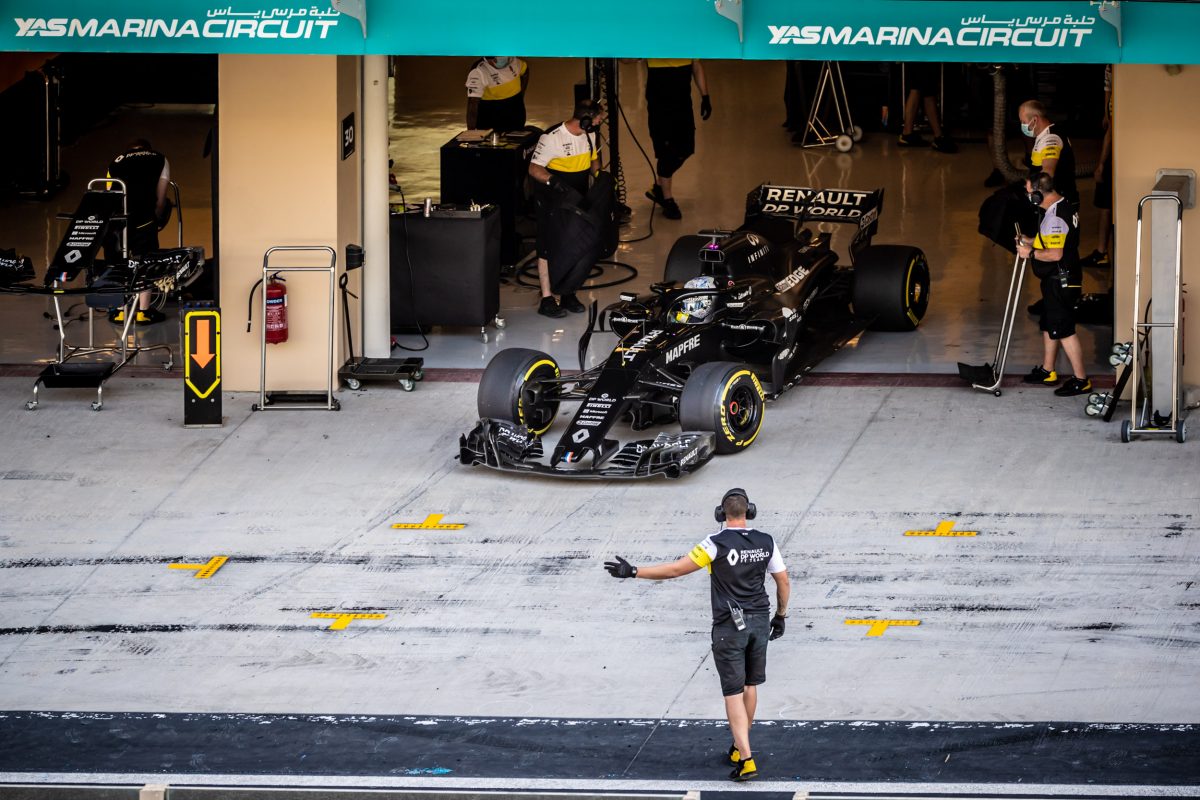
1122,174,1192,443
957,251,1028,396
251,246,340,412
28,177,173,411
799,62,863,152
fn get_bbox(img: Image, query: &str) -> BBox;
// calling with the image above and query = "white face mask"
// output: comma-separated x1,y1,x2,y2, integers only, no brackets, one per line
491,57,511,68
1020,118,1037,138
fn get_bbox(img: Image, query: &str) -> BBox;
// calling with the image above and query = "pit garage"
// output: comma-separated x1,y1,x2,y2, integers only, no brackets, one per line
0,1,1199,797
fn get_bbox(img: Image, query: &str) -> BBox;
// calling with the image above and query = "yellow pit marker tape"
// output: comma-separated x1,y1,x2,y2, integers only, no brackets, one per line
905,520,977,537
845,619,921,637
168,556,228,579
391,514,465,530
311,612,387,631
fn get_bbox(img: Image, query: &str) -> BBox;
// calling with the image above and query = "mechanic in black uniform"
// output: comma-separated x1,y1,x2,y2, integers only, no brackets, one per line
643,59,711,220
528,99,603,317
897,62,956,152
1018,172,1091,397
464,56,529,132
105,139,170,325
605,488,790,782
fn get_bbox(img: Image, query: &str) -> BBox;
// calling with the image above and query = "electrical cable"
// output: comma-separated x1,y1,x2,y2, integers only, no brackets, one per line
515,259,638,291
391,184,430,352
615,97,658,245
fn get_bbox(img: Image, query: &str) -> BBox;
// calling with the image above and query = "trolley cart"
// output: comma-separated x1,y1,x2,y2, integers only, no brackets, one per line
250,246,340,412
797,62,864,153
1122,191,1188,443
337,243,424,392
957,242,1027,397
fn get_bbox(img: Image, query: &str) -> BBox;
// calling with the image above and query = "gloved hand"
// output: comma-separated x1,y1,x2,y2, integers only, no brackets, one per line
604,556,638,579
700,94,712,121
769,614,786,640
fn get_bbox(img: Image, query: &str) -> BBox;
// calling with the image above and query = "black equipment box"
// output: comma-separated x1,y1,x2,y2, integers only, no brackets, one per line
439,129,537,265
390,205,500,331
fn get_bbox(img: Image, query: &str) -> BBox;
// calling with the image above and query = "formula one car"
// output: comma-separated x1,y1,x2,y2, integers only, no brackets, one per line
459,183,929,479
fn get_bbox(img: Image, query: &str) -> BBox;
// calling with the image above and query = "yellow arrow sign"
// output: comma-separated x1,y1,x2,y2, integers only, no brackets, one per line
311,612,387,630
391,514,465,530
904,520,977,537
845,619,921,637
168,556,228,579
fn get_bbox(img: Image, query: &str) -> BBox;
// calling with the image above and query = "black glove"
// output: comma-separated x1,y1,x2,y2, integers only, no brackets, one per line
769,614,786,640
700,95,712,121
604,556,638,579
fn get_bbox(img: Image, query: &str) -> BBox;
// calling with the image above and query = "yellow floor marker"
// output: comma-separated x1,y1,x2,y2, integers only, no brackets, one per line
904,520,977,537
168,556,228,579
391,514,465,530
311,612,387,630
845,619,921,637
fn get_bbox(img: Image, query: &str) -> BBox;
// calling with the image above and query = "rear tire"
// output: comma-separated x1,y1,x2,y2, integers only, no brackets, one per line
853,245,930,331
679,362,766,455
478,348,561,435
664,235,712,284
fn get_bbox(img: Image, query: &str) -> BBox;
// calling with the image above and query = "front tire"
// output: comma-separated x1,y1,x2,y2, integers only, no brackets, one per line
478,348,560,435
852,245,930,332
679,362,766,455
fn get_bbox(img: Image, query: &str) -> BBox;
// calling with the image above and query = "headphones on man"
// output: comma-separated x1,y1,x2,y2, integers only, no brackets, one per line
1028,171,1055,206
714,487,757,523
575,100,601,133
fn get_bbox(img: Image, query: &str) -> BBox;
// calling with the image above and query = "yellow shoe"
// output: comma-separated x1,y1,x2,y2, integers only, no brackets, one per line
730,757,758,781
728,744,740,764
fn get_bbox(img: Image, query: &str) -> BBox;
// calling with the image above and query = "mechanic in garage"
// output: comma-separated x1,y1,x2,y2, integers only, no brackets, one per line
605,489,789,782
105,138,172,325
528,99,603,318
1018,99,1078,211
1018,172,1091,397
643,58,711,220
465,56,529,132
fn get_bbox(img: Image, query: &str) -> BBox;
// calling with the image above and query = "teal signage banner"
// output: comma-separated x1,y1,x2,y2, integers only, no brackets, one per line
1,0,1199,63
743,1,1120,63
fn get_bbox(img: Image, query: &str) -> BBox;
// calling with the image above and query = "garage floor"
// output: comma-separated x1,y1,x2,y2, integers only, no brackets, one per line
0,59,1190,797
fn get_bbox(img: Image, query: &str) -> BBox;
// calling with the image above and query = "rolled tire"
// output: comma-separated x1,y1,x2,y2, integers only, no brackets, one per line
852,245,930,332
478,348,560,435
664,234,712,284
679,362,766,455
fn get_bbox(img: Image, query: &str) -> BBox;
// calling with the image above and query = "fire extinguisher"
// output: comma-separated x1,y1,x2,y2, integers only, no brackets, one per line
247,273,288,344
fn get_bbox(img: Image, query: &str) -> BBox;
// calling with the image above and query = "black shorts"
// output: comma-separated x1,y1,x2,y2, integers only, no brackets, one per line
1094,155,1113,211
1040,273,1082,340
906,62,940,98
711,612,771,697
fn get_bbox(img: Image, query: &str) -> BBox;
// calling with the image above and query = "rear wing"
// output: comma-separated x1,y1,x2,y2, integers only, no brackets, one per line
745,184,884,250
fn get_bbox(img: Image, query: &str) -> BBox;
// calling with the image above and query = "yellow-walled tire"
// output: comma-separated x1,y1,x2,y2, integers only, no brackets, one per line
478,348,560,435
679,362,766,455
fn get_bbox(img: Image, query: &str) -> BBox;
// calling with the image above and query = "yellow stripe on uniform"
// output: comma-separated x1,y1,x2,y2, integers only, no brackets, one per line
1033,233,1066,249
482,77,522,101
1031,145,1060,164
648,59,693,68
688,545,713,570
546,152,594,173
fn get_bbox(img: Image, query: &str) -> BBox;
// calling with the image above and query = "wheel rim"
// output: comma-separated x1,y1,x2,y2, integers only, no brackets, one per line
518,362,560,435
725,384,761,438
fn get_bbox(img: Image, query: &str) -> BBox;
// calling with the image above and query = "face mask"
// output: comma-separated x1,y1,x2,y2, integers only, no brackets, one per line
1020,119,1036,138
492,57,510,68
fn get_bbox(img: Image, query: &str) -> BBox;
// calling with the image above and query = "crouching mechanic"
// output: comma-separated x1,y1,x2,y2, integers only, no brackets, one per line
1018,171,1091,397
605,488,789,782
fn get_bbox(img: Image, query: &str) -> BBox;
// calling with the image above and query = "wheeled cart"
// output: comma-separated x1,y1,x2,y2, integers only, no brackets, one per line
1121,185,1190,443
337,244,424,392
797,62,864,153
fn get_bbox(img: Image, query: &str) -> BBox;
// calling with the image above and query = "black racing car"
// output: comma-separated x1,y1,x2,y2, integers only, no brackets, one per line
459,183,929,479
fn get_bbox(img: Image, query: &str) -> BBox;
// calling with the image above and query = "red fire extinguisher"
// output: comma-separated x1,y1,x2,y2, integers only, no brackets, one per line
247,273,288,344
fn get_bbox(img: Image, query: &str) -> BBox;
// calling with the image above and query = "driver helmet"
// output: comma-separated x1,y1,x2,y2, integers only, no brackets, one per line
674,276,717,324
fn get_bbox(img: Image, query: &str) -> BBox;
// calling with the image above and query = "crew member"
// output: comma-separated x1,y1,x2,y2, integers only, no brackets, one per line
644,58,711,220
1018,100,1078,211
1081,65,1114,269
465,56,529,132
528,99,603,318
605,488,789,782
106,139,170,325
897,62,956,153
1019,172,1091,397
